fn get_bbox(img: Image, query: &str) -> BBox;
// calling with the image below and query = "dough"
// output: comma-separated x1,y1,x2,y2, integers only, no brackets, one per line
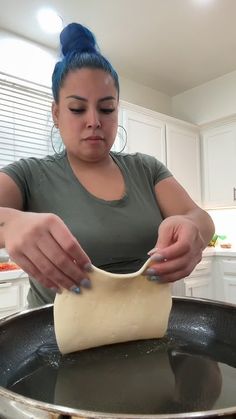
54,258,172,354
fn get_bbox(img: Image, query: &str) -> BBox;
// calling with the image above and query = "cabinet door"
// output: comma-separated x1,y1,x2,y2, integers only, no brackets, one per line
20,278,30,309
0,282,21,318
202,123,236,208
182,257,213,299
166,123,201,205
123,109,166,164
184,277,212,299
171,279,185,297
172,258,213,298
223,277,236,304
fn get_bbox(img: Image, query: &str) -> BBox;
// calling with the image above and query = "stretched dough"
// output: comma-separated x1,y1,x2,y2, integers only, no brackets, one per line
54,258,172,354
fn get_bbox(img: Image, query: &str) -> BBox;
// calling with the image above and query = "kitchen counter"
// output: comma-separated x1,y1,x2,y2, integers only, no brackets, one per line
1,247,236,282
203,246,236,257
0,269,29,318
0,247,236,284
0,269,28,283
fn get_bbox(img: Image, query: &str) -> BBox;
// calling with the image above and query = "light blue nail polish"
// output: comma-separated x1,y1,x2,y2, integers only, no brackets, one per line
148,275,161,282
145,268,156,276
80,278,91,289
83,263,93,273
70,286,81,294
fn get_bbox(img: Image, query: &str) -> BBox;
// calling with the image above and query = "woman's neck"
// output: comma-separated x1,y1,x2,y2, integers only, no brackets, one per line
67,151,114,173
66,151,125,201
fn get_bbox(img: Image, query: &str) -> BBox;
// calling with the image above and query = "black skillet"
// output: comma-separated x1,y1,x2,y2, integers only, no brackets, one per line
0,297,236,418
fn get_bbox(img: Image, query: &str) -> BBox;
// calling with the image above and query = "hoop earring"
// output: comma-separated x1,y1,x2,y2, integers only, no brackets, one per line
116,125,128,153
50,124,64,155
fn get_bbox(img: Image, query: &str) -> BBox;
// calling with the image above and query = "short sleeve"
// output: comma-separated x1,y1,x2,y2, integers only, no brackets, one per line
0,158,38,209
135,153,172,185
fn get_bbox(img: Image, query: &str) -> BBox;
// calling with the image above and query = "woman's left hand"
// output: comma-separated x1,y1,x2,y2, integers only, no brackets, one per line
146,215,205,283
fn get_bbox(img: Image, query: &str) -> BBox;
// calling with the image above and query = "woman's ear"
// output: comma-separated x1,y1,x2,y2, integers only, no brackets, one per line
52,101,59,128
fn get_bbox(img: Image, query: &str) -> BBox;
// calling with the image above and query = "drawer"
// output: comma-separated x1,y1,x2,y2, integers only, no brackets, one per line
222,259,236,274
0,282,20,311
188,259,212,278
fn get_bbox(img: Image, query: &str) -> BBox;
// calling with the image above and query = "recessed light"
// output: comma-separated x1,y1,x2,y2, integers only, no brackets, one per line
37,8,63,34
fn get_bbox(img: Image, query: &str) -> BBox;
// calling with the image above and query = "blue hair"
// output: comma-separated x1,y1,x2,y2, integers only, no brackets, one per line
52,23,120,102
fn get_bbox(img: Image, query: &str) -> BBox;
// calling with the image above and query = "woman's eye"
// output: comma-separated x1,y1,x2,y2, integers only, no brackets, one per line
69,108,85,114
100,108,115,114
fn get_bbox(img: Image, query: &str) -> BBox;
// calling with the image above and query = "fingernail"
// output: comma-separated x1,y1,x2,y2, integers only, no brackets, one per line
70,286,81,294
150,254,166,262
147,275,161,282
83,262,93,273
145,268,157,276
148,248,158,255
80,278,91,289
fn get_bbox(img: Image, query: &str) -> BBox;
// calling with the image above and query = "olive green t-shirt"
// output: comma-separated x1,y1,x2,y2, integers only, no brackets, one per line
1,151,172,307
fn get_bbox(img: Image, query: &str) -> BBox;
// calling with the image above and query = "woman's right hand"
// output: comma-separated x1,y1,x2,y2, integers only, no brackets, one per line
2,210,92,292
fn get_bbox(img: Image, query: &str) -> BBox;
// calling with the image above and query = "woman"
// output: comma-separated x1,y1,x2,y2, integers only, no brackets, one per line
0,23,214,307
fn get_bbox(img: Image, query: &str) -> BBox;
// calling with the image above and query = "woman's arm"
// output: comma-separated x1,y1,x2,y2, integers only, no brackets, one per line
155,176,214,247
145,176,215,283
0,173,23,247
0,173,91,290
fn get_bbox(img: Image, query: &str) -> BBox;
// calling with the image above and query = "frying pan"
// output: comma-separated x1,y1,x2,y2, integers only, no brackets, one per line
0,297,236,419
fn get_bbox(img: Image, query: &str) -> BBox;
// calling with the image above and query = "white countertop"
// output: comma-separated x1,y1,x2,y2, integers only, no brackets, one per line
0,269,28,282
203,246,236,257
0,247,235,283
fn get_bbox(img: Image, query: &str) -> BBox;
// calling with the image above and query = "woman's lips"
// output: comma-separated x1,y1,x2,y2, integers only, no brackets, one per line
84,136,104,143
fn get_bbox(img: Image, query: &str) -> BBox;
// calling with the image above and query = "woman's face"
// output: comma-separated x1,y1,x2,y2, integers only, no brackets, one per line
52,68,119,162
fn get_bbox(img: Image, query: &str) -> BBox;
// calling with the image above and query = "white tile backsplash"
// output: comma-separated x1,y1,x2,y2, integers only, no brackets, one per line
208,209,236,245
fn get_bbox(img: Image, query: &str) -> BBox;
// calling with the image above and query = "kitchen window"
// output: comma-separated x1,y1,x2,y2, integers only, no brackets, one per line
0,72,58,169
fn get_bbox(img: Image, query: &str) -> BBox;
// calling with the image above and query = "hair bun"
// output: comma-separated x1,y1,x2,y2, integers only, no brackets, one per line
60,23,98,56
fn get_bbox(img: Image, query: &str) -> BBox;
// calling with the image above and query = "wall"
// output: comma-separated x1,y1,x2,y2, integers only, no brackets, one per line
119,76,171,115
208,209,236,246
172,70,236,125
0,30,56,87
0,29,172,115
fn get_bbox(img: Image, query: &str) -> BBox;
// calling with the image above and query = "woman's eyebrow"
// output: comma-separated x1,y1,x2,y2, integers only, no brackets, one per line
66,95,116,102
66,95,86,101
98,96,116,102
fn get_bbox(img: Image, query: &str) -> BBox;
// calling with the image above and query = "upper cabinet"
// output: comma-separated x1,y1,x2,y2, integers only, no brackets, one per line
122,107,166,164
201,120,236,209
120,102,201,205
166,123,201,205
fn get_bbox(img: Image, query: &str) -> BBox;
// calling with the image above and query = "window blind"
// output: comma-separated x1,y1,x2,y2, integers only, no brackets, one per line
0,72,55,169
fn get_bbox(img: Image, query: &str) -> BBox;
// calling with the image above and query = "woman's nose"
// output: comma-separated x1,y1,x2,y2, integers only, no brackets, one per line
86,110,101,129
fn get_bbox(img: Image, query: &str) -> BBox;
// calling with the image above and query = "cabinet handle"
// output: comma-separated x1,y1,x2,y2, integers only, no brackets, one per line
234,188,236,201
0,282,12,288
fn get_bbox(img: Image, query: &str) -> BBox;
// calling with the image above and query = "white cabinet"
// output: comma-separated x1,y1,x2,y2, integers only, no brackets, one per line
120,102,201,205
123,107,166,164
172,257,213,299
220,258,236,304
0,271,29,318
184,276,212,299
201,121,236,208
166,123,201,204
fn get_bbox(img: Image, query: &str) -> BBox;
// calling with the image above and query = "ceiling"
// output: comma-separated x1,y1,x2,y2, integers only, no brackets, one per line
0,0,236,96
